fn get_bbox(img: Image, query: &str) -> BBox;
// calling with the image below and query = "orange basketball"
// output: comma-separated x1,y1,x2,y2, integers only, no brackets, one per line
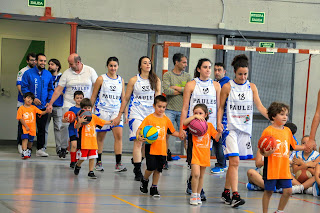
295,169,313,183
258,135,277,151
63,111,76,123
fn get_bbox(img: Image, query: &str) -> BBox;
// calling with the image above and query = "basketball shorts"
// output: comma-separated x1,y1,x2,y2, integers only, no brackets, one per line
223,129,253,160
21,134,34,142
264,179,292,191
95,109,123,132
312,182,320,197
129,118,142,141
76,149,98,160
145,144,166,172
69,135,78,142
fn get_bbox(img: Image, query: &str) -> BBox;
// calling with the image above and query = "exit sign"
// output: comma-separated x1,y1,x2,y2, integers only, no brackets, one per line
28,0,45,7
259,42,275,54
250,12,265,24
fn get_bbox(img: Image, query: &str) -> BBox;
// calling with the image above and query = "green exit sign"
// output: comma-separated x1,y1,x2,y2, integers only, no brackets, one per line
28,0,45,7
259,42,275,54
250,12,265,24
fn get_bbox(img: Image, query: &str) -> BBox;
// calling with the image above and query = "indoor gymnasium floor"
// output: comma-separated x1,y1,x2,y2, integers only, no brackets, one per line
0,146,319,213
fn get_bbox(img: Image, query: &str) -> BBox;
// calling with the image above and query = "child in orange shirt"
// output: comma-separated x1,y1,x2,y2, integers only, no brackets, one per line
16,92,48,159
260,102,308,213
74,98,112,179
183,104,221,205
137,95,180,197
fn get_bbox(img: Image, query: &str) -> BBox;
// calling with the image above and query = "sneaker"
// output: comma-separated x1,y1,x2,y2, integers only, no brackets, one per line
231,193,245,208
186,179,192,195
246,182,262,191
95,161,104,171
88,171,97,179
221,189,231,205
18,144,22,154
57,150,61,156
163,161,169,170
21,150,29,159
27,149,32,158
197,194,202,204
190,194,198,205
292,185,304,194
305,186,314,195
36,148,49,157
211,167,224,174
74,164,81,175
59,148,66,158
200,189,206,201
140,178,149,194
70,162,76,168
115,163,127,172
150,187,160,197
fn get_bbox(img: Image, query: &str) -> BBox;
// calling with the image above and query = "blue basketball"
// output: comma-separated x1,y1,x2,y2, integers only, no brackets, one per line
140,125,158,144
77,109,92,125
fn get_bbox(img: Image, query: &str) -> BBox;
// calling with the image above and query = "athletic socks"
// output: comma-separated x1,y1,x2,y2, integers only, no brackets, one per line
70,152,76,162
97,153,102,162
116,154,122,164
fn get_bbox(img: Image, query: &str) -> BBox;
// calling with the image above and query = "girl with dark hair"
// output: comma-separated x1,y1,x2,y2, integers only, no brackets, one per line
91,57,128,172
113,56,161,181
180,58,221,201
218,54,268,207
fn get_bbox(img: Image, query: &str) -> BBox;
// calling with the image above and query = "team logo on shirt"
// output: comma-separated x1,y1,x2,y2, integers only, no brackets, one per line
203,88,209,94
246,141,251,149
244,115,250,123
110,86,116,91
142,86,151,92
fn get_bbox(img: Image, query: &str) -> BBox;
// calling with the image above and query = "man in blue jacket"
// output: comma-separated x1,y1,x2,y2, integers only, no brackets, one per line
21,53,54,157
211,62,230,174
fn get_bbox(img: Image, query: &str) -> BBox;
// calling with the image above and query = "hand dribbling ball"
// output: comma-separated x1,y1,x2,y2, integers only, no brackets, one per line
140,125,158,144
258,135,277,151
63,111,76,123
77,109,92,125
188,119,208,137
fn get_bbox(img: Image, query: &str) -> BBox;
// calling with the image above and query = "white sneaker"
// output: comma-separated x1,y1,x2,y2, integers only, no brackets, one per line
190,194,198,205
197,194,202,205
292,185,304,194
36,148,49,157
18,144,22,154
305,186,313,195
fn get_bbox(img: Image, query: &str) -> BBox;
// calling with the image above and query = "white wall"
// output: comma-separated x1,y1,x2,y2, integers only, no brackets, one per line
2,0,320,34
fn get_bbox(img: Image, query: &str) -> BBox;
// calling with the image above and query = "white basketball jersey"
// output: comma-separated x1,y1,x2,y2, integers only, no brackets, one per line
95,74,122,112
128,74,155,120
226,80,253,135
188,78,217,128
296,150,320,163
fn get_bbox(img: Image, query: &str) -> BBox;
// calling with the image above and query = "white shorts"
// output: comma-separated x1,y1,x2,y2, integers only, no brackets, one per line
223,129,253,160
312,182,320,197
129,118,142,141
95,109,123,132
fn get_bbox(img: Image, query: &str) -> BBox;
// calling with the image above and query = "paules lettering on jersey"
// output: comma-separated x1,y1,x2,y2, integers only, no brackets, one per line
226,80,253,135
188,78,217,128
95,74,123,112
128,74,155,120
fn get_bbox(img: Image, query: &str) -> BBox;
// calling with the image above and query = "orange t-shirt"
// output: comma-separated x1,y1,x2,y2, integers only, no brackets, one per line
261,126,296,180
75,114,106,150
139,114,176,156
16,105,43,136
184,123,218,167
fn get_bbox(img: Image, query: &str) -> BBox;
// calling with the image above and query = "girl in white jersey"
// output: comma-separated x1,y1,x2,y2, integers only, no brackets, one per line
113,56,161,181
91,57,127,172
218,54,268,208
180,58,221,201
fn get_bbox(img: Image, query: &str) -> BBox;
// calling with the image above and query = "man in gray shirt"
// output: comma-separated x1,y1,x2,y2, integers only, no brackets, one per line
162,53,191,169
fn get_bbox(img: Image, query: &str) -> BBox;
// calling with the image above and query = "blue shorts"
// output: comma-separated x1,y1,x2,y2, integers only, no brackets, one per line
21,134,34,142
264,179,292,191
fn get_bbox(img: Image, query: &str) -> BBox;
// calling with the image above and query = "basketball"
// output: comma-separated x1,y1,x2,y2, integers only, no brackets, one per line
63,111,76,123
295,169,313,183
140,125,158,144
77,109,92,125
258,135,277,151
188,119,208,137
